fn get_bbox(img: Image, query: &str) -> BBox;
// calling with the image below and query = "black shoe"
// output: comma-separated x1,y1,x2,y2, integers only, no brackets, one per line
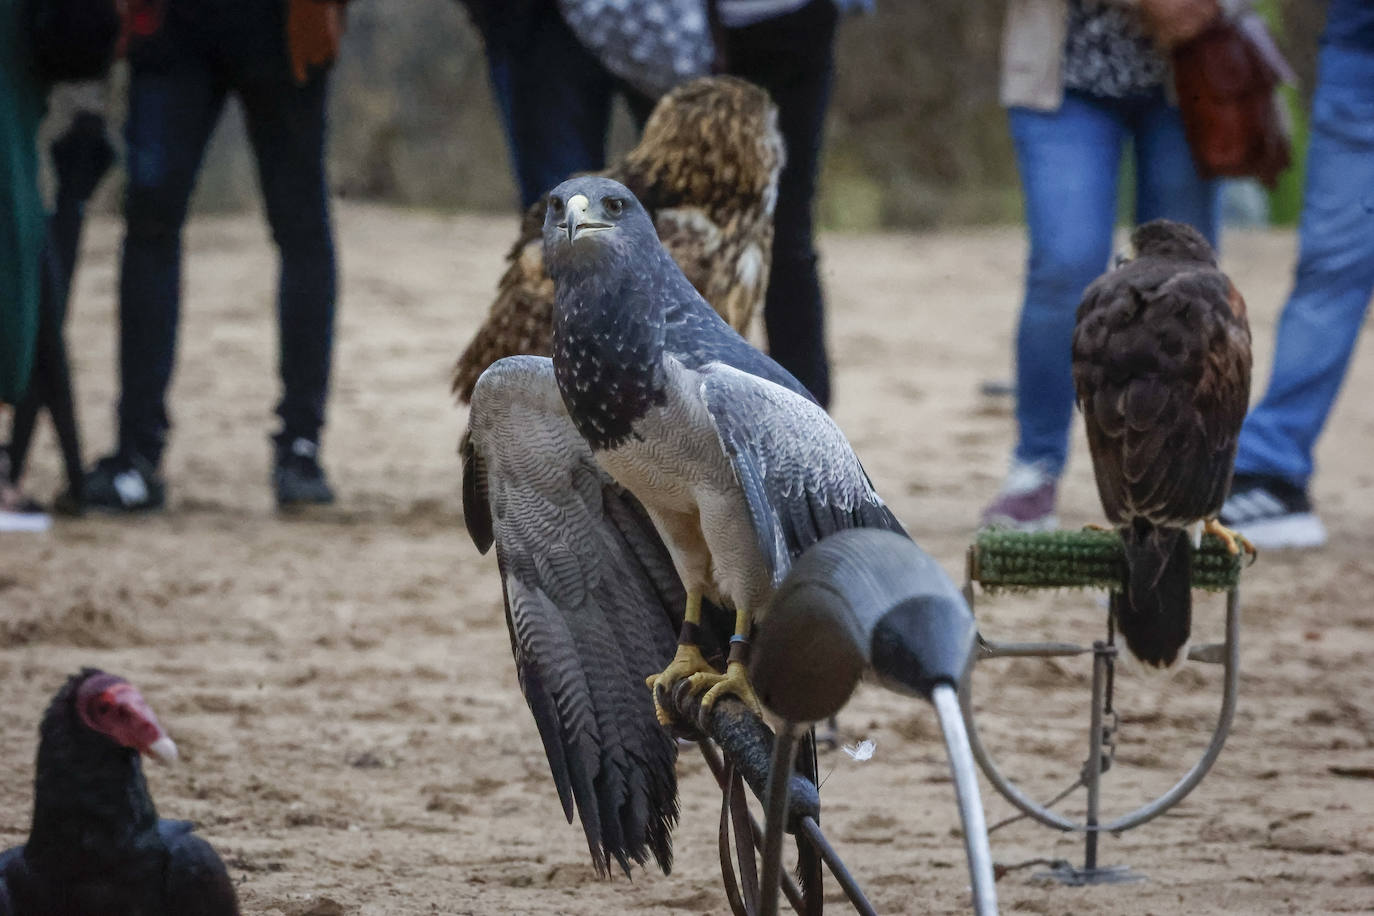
83,452,166,513
274,437,335,509
1220,473,1326,550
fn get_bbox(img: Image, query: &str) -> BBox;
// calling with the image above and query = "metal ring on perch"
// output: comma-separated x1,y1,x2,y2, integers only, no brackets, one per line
960,528,1247,886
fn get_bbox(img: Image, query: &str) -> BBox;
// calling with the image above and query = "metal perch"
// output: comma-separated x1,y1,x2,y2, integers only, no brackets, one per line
756,529,996,915
661,529,999,915
961,529,1246,885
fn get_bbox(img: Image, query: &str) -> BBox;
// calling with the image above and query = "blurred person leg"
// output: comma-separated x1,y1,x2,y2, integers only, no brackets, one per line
9,112,117,514
85,47,226,512
7,240,82,511
1221,44,1374,549
982,92,1125,530
723,0,838,408
1131,89,1220,244
245,78,338,507
474,0,644,209
235,4,338,508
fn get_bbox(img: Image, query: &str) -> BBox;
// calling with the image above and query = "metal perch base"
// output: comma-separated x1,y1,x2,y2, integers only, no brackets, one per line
1032,863,1146,887
962,529,1246,885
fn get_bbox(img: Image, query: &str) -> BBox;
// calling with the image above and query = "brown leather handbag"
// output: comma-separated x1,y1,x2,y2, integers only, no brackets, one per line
1172,13,1296,188
287,0,345,85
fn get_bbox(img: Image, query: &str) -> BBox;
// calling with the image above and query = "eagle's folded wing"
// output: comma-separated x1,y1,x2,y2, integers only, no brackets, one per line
698,362,907,589
463,355,681,877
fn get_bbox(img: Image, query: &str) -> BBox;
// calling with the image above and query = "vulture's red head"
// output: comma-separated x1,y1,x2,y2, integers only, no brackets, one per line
70,670,178,765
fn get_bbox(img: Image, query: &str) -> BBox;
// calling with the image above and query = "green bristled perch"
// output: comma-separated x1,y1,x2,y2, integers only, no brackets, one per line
971,529,1246,593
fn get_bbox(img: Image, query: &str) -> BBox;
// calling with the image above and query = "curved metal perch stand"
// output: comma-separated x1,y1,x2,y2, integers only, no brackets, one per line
665,530,999,916
960,529,1247,885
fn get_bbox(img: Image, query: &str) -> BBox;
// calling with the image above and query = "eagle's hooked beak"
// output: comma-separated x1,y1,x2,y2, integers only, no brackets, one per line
561,194,613,244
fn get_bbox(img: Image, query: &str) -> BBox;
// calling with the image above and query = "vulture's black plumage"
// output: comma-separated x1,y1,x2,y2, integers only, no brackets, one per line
1072,220,1253,667
0,669,238,916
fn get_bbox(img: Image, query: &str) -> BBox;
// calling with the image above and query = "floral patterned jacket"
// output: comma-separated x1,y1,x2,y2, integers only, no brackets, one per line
1000,0,1250,110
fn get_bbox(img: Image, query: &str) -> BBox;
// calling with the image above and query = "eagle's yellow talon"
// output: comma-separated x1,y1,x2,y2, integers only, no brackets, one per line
693,661,763,718
1082,523,1113,533
647,644,717,724
1204,518,1257,559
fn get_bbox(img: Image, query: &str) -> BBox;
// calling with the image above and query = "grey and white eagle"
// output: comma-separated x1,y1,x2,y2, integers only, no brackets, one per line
462,176,906,873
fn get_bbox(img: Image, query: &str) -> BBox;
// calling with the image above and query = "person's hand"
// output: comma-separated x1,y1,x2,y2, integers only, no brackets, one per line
287,0,344,85
1138,0,1223,49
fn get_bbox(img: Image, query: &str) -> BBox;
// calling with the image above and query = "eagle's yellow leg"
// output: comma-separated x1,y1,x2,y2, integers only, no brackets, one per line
1082,523,1113,533
687,605,763,718
647,592,720,726
1204,518,1257,560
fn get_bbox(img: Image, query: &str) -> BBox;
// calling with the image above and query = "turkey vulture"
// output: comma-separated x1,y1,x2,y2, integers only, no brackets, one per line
0,669,239,916
1072,219,1253,668
451,76,783,402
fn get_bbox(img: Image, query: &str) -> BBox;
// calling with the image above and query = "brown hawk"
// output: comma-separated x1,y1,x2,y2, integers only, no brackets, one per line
1072,219,1254,667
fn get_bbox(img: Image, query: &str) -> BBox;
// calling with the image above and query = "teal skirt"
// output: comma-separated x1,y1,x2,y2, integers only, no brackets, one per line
1,0,48,404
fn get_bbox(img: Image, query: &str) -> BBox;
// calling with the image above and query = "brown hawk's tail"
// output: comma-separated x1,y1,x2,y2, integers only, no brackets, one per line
1111,520,1192,668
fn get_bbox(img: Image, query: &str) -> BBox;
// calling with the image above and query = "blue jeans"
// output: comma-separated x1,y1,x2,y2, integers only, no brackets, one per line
118,8,336,466
473,0,653,209
1009,89,1220,477
1234,44,1374,489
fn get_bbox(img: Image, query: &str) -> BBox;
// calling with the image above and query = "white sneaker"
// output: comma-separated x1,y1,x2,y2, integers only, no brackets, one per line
0,497,51,533
1220,474,1327,550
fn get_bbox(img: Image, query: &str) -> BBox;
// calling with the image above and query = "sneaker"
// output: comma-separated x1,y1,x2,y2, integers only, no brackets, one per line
274,437,335,509
84,452,166,513
0,485,51,533
1220,473,1327,550
981,460,1058,532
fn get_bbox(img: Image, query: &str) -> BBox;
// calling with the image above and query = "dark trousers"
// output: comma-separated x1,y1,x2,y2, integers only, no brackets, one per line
119,13,335,465
8,230,81,499
472,0,654,209
724,0,838,408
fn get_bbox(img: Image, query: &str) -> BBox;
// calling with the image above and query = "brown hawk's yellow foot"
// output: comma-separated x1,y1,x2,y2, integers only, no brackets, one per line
1082,523,1114,533
688,660,763,718
647,643,718,726
1204,518,1257,560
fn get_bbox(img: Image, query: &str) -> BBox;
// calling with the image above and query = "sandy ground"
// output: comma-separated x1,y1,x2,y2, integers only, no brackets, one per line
2,207,1372,915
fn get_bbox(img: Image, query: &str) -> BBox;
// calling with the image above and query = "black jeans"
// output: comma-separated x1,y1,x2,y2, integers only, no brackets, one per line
468,0,654,209
724,0,838,408
7,233,81,498
118,3,335,465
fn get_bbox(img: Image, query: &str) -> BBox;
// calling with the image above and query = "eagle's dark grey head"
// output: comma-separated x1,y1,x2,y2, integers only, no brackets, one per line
542,177,657,279
541,177,671,451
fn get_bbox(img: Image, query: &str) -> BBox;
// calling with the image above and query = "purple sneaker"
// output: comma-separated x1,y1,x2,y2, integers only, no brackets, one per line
981,461,1058,532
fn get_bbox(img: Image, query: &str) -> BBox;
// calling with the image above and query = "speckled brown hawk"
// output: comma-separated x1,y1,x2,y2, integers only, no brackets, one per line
1072,219,1253,668
451,75,783,402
